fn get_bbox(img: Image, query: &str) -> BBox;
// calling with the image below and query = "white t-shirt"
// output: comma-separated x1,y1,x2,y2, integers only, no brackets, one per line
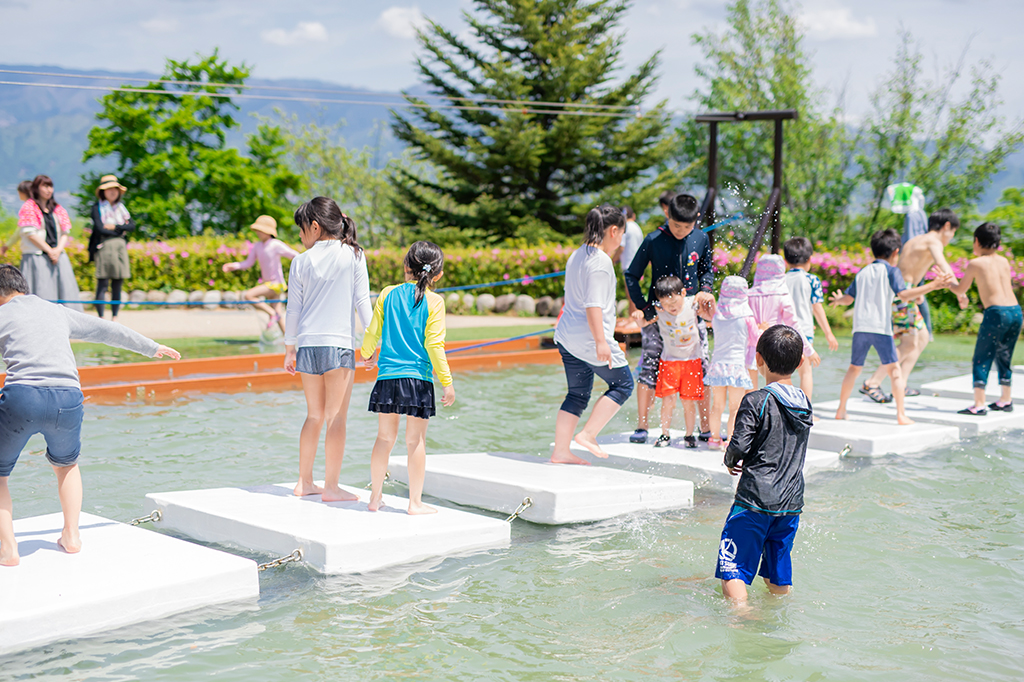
284,240,373,349
554,245,628,368
619,220,644,271
845,260,906,336
656,298,702,361
785,269,824,339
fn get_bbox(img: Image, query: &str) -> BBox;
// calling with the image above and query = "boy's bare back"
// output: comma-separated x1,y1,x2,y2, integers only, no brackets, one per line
964,254,1016,308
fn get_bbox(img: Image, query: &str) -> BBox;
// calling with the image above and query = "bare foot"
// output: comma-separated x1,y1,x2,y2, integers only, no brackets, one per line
367,493,384,512
321,486,360,503
407,501,437,515
834,410,846,420
573,432,608,459
896,414,915,426
0,543,19,566
293,481,324,497
550,449,591,465
57,530,82,554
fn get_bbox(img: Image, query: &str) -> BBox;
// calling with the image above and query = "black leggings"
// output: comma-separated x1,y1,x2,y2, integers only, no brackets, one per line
95,279,123,318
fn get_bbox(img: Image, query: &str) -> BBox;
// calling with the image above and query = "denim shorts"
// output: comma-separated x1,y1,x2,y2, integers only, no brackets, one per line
0,385,85,477
850,332,898,367
295,346,355,375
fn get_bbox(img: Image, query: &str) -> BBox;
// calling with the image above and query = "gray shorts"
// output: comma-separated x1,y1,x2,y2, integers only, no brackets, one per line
637,323,663,388
296,346,355,375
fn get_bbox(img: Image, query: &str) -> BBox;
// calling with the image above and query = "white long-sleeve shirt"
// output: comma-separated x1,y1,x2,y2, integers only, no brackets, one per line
284,240,372,349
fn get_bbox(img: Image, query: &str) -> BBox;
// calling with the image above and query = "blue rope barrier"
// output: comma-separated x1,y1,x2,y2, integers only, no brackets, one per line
702,213,746,233
445,328,553,355
49,299,289,306
435,270,566,293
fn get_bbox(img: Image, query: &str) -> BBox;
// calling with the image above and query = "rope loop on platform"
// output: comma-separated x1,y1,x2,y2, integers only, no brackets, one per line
839,444,852,458
505,497,533,523
128,510,162,526
365,471,391,489
257,549,303,572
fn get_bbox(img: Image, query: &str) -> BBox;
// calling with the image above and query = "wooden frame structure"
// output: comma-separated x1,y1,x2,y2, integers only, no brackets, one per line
694,109,798,277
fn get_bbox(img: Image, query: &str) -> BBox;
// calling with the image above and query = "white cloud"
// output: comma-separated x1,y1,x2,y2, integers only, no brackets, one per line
377,6,427,40
261,21,329,47
141,17,179,34
800,7,877,41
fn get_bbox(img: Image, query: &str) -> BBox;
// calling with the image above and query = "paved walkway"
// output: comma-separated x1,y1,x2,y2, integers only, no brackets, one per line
109,309,557,339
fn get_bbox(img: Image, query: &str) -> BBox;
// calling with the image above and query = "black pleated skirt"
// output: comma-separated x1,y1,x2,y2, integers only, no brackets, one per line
368,378,436,419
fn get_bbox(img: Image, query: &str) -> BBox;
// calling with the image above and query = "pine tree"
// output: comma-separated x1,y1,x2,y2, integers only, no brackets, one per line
391,0,675,244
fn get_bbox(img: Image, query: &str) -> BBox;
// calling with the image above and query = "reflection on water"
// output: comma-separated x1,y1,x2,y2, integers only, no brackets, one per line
4,339,1024,680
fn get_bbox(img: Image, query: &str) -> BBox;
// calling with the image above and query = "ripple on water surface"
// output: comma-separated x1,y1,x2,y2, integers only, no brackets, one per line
5,355,1024,680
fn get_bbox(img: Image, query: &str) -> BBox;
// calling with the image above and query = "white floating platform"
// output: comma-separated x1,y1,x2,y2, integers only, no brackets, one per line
921,374,1024,404
817,396,1022,437
389,452,694,525
144,483,510,575
0,512,258,656
567,431,841,491
806,411,959,456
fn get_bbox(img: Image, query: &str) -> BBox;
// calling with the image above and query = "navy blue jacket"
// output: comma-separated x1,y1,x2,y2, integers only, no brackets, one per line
623,223,713,320
724,385,813,516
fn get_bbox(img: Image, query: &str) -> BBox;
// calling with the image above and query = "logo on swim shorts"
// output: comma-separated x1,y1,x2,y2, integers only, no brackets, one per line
719,538,737,562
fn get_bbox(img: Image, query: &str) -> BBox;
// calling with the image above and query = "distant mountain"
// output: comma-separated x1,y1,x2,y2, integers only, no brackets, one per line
0,64,408,212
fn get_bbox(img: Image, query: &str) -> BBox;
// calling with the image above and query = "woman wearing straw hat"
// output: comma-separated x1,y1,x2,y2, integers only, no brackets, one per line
88,175,135,320
222,215,300,333
15,175,83,311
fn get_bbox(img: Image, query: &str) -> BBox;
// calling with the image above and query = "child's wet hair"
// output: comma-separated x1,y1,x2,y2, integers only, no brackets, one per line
974,222,1001,249
293,197,362,256
869,229,901,260
584,203,625,246
667,193,699,224
928,208,959,232
405,241,444,307
0,264,29,297
653,275,684,300
783,236,813,265
756,325,804,376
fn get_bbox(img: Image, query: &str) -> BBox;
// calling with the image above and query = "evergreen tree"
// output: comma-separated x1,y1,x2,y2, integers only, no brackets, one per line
76,52,300,238
391,0,675,244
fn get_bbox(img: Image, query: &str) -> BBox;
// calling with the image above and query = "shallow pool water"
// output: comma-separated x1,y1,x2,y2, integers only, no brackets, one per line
4,338,1024,680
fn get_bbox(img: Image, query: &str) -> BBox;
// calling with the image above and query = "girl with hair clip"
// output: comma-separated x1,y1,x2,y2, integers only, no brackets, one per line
550,203,635,465
284,197,371,502
361,241,454,515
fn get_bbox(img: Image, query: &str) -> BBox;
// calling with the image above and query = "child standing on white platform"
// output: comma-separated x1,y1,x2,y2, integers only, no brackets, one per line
748,254,818,390
285,198,372,502
0,265,179,566
361,241,454,515
783,237,838,402
706,276,760,449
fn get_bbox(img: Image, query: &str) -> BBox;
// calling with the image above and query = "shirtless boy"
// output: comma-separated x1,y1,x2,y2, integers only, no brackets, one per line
948,223,1023,414
861,209,959,402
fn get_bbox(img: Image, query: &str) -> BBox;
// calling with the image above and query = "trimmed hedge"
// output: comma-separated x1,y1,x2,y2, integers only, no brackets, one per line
2,237,1021,332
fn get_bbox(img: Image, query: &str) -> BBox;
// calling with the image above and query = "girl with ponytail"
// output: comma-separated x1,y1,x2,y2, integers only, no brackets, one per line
284,197,371,502
550,204,635,464
361,241,454,515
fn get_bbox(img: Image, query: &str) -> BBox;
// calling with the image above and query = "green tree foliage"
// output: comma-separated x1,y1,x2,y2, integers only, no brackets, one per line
985,187,1024,256
391,0,675,243
274,115,400,247
76,52,300,238
858,32,1024,235
677,0,857,243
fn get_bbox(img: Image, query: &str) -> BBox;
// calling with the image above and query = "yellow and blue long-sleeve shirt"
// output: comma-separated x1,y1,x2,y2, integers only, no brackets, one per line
360,283,452,387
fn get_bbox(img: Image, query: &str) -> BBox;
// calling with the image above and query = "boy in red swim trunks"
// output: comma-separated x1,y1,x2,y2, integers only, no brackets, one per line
634,275,713,448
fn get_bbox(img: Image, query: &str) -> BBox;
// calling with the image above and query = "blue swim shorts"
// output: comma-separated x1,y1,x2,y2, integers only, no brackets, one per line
715,505,800,586
850,331,898,367
0,385,85,477
296,346,355,375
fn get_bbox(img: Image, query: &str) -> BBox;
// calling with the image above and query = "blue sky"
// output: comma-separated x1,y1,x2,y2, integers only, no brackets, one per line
1,0,1021,120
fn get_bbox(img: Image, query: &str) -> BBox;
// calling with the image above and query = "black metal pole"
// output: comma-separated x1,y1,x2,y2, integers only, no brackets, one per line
771,118,783,254
740,188,780,279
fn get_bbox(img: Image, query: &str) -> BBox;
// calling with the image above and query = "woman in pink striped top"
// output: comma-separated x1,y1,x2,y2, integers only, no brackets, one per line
222,215,300,332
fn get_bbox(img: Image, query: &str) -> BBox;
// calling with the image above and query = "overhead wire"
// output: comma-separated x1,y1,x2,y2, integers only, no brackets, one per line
0,69,642,118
